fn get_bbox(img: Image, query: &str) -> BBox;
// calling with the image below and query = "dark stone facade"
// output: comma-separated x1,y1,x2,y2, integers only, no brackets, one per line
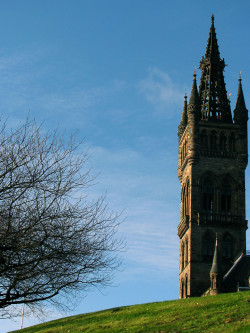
177,16,249,298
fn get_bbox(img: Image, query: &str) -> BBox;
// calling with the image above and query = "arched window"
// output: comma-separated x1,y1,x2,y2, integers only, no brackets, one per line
182,180,190,218
181,279,184,299
181,185,186,219
185,274,188,298
222,234,232,258
202,180,214,215
221,181,231,215
210,131,217,151
185,238,188,267
229,133,236,152
203,233,214,260
219,133,226,152
200,130,208,150
181,242,184,271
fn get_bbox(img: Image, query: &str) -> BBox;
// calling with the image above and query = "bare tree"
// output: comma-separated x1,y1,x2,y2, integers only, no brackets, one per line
0,119,122,318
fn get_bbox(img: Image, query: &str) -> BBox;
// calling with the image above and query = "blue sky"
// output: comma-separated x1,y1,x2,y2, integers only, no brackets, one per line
2,1,250,331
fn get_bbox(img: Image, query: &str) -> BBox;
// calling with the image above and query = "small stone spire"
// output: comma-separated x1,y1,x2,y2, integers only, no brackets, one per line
233,73,248,167
234,72,247,114
188,74,200,120
210,234,222,295
178,93,188,138
187,74,200,163
210,235,220,275
189,74,199,106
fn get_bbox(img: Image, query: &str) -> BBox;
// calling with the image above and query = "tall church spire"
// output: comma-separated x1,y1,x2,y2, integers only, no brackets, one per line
199,15,232,123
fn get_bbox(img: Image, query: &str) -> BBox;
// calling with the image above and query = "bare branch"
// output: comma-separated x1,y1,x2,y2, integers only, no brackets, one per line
0,119,124,318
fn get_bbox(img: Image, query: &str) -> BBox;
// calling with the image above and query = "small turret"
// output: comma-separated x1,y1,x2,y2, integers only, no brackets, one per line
187,73,200,163
210,235,222,295
234,73,248,124
178,94,188,139
233,73,248,167
187,73,200,121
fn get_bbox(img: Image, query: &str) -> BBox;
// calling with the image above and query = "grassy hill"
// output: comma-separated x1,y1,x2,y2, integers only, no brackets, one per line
11,291,250,333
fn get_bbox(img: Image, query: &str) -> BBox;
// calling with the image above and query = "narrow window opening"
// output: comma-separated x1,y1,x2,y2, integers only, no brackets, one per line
223,235,232,258
203,234,214,261
221,182,231,215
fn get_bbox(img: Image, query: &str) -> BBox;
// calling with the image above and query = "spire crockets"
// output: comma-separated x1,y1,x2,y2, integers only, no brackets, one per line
199,15,232,123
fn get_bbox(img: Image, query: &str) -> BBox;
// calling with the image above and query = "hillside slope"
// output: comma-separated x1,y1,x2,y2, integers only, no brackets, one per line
11,291,250,333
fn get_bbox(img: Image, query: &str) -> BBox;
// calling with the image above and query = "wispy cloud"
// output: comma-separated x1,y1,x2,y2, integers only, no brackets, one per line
86,145,180,280
0,48,127,131
138,67,184,115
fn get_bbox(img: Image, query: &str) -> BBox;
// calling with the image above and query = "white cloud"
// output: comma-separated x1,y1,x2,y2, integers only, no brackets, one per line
138,67,184,115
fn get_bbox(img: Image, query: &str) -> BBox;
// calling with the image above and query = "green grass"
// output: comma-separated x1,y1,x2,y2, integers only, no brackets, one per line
11,291,250,333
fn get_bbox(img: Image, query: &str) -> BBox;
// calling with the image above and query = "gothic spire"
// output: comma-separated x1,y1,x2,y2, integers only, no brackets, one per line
199,15,232,123
178,93,188,138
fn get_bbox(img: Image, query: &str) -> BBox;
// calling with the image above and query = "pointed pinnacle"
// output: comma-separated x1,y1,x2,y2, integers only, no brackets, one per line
210,235,220,274
189,74,199,106
235,73,246,110
178,94,188,137
180,94,188,125
204,15,220,61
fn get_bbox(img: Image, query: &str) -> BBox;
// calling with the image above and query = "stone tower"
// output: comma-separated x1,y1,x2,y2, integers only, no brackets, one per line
177,16,248,298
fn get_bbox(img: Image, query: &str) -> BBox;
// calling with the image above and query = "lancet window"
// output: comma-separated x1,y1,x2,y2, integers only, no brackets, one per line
181,279,184,299
229,133,236,152
180,242,184,271
221,181,231,215
202,233,214,259
181,140,187,164
200,130,208,150
181,180,190,218
185,274,188,298
202,181,214,215
184,238,188,267
210,131,217,151
222,234,232,258
219,132,226,152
